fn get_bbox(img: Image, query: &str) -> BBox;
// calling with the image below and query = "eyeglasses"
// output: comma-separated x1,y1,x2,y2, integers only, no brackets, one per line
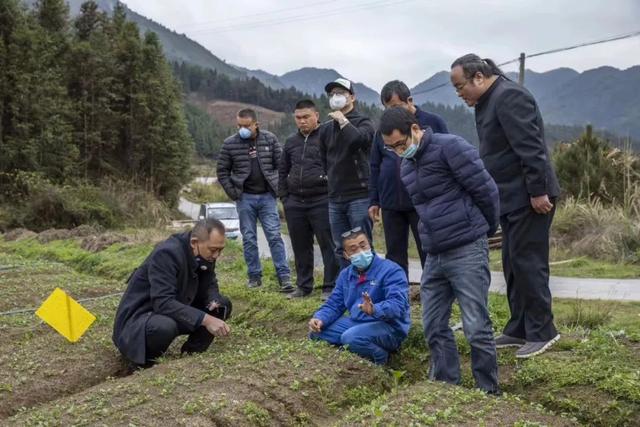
341,226,362,238
384,136,409,153
453,79,470,93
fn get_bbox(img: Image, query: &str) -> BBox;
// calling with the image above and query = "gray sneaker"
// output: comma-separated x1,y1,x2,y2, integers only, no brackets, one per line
247,277,262,289
515,334,561,359
286,288,311,299
278,276,295,293
495,334,526,349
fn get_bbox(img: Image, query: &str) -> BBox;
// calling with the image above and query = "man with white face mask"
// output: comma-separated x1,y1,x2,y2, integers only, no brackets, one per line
308,228,410,365
319,78,376,276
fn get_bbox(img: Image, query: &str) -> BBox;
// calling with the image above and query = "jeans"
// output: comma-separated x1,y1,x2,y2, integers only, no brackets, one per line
420,237,499,393
381,208,426,277
284,200,339,293
310,316,404,365
144,295,232,365
328,198,372,269
236,193,290,279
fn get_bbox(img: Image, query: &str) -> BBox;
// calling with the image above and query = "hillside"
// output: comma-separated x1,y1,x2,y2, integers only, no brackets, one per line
23,0,245,78
412,66,640,139
279,67,381,106
187,96,286,128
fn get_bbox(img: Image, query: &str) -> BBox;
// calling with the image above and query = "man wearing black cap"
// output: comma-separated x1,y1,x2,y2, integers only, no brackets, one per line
319,78,376,276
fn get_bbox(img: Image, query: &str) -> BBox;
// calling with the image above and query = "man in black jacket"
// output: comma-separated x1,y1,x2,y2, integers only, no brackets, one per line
217,109,292,291
451,54,561,358
279,100,339,299
319,78,376,269
113,219,232,367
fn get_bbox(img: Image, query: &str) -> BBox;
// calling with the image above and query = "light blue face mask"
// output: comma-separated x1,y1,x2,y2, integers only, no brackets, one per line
238,127,252,139
350,249,374,270
400,142,418,159
400,133,419,159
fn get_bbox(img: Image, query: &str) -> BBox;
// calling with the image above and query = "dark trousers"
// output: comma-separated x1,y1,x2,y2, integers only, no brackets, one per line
144,295,232,364
500,204,558,342
381,208,426,277
284,201,339,293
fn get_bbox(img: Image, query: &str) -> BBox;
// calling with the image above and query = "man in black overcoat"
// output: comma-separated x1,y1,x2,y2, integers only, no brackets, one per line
113,219,232,366
450,54,561,358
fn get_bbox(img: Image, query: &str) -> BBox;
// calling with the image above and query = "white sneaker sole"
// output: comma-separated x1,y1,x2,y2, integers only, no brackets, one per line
496,342,525,349
515,334,561,358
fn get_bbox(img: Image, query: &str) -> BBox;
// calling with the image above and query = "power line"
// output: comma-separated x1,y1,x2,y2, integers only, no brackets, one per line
499,29,640,66
186,0,414,36
171,0,340,30
412,29,640,96
186,0,408,35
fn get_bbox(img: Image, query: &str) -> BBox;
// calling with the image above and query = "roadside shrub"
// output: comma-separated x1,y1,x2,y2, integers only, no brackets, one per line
553,197,640,263
553,125,640,205
1,172,171,231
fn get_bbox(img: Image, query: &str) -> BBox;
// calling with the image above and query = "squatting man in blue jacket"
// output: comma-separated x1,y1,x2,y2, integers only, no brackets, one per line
379,107,501,394
308,228,410,365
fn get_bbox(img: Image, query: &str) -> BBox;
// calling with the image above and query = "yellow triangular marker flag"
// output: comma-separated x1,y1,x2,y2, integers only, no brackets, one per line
35,288,96,343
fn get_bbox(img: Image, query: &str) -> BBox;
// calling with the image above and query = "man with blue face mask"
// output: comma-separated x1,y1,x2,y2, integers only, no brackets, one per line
217,109,292,292
369,80,449,277
380,107,501,394
308,228,410,365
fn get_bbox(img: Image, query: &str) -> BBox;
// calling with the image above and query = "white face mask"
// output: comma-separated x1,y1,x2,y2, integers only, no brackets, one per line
329,94,348,110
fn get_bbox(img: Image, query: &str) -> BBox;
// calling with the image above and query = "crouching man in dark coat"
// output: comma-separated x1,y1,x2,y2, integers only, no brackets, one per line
113,218,232,367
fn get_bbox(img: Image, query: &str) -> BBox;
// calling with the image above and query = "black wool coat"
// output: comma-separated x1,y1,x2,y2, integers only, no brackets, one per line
112,232,221,364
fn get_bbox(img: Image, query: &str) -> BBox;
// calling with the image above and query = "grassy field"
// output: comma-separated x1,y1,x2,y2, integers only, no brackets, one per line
181,181,640,279
0,229,639,425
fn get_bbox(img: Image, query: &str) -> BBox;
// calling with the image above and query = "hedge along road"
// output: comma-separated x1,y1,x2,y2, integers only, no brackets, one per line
178,180,640,302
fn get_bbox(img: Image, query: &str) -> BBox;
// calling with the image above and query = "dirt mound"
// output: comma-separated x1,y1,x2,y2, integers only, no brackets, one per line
3,228,37,241
80,232,131,252
36,225,102,244
37,228,74,243
69,224,101,237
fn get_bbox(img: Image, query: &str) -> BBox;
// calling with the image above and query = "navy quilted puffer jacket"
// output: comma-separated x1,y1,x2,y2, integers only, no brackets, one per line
400,129,500,255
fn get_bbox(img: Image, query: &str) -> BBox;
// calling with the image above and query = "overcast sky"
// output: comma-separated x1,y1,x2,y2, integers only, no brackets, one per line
121,0,640,90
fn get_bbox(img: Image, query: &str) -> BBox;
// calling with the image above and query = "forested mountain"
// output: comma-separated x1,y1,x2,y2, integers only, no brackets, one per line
23,0,244,78
412,66,640,139
279,68,381,106
1,0,191,204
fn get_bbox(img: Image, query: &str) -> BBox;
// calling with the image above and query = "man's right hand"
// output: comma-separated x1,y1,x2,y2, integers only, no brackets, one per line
202,314,230,337
368,205,381,222
308,318,323,333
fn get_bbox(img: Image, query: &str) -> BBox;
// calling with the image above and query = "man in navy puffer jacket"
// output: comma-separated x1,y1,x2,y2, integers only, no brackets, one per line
379,107,500,394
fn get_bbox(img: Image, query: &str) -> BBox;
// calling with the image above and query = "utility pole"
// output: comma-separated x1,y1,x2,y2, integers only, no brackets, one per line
518,52,526,85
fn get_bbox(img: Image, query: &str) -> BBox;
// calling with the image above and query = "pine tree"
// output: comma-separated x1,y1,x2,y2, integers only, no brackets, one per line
138,31,191,203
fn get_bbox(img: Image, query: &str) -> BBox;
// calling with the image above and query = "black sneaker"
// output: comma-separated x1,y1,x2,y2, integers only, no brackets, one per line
278,276,294,293
494,334,526,349
321,289,332,301
287,288,311,299
516,334,561,359
247,277,262,289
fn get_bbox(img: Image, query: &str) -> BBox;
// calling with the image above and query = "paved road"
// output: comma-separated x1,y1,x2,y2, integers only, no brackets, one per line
178,180,640,302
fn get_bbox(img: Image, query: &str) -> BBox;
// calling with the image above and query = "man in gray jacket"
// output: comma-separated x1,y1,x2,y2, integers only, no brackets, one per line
217,108,292,292
451,54,561,358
